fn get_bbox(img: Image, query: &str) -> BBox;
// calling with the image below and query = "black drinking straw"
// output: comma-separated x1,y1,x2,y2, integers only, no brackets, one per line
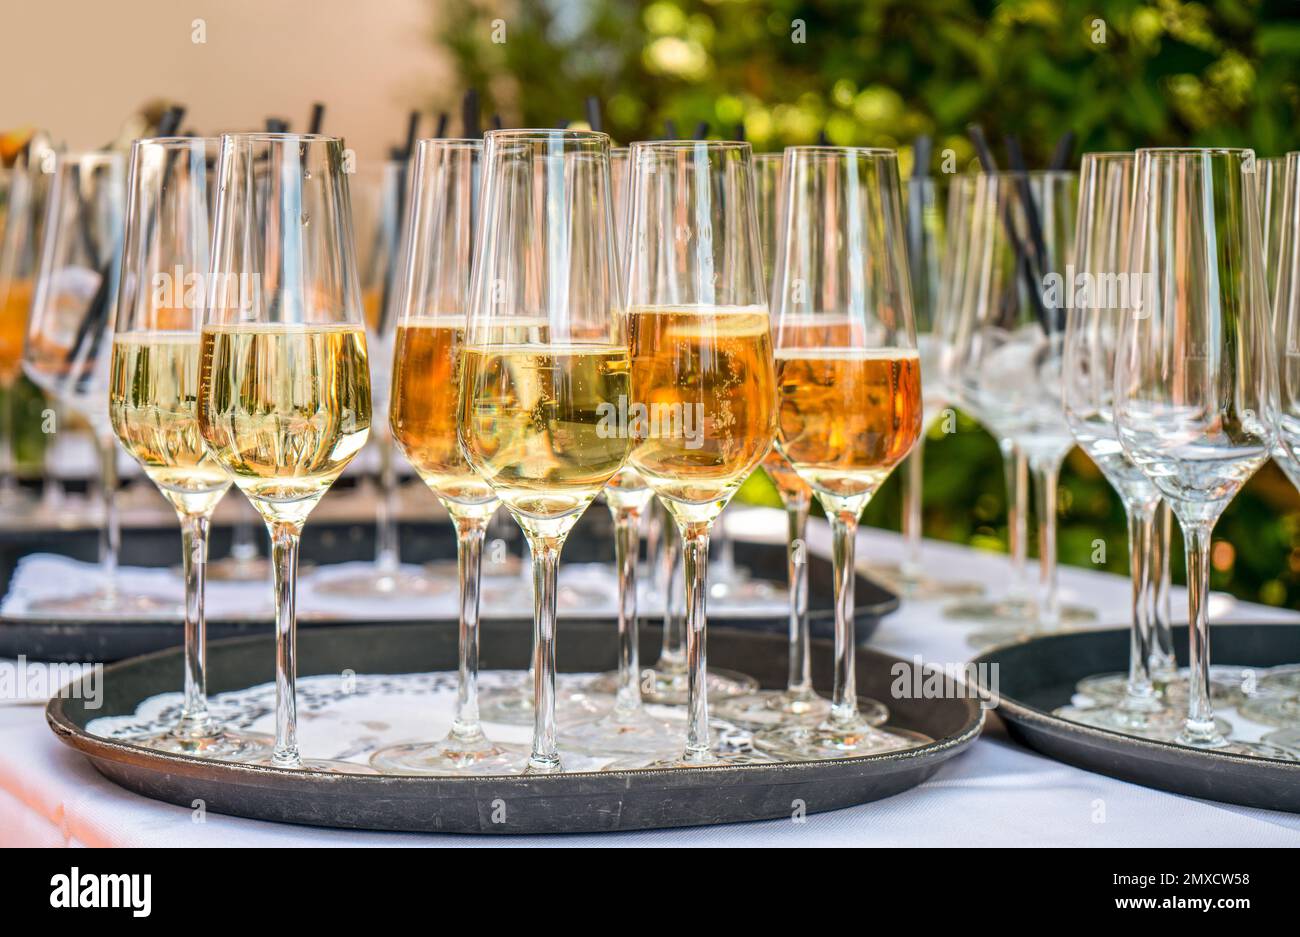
1005,134,1056,329
907,135,932,311
735,123,746,142
1049,131,1076,172
912,134,932,180
966,124,1050,335
378,111,420,334
308,102,326,135
434,112,449,139
663,118,679,140
585,96,603,134
692,121,709,140
816,128,829,146
490,114,503,131
265,117,289,133
462,89,480,138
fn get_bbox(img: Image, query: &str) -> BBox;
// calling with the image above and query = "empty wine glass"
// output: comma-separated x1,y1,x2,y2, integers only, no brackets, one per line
108,136,269,759
24,151,174,615
1057,152,1209,739
948,169,1092,635
316,157,444,599
198,132,374,773
1116,147,1292,758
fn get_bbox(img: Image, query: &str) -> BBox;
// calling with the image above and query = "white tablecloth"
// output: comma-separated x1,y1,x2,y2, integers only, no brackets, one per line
3,514,1299,847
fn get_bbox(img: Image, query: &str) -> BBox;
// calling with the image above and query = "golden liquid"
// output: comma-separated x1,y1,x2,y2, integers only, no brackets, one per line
776,348,922,503
109,333,231,515
459,343,630,529
0,280,32,384
627,305,776,519
762,447,810,505
362,286,384,333
389,317,496,513
198,323,371,525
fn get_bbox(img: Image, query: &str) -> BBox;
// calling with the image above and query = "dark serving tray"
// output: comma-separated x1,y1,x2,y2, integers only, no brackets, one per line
47,619,981,834
972,623,1300,813
1,518,898,661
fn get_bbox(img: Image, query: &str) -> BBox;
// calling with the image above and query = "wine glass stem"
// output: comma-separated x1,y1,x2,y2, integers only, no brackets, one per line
828,512,861,725
1031,457,1062,629
96,435,120,594
1149,501,1176,676
901,436,925,579
269,520,303,767
658,500,684,669
1000,438,1029,598
527,534,564,773
680,521,711,762
450,514,488,739
375,434,400,573
0,377,16,499
1123,503,1158,704
177,511,215,734
611,504,644,715
785,496,812,696
1181,521,1219,741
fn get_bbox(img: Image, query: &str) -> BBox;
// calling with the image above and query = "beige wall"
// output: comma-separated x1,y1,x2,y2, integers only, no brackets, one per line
0,0,452,162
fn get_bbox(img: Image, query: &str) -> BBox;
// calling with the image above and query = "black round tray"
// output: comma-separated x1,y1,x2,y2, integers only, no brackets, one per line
47,619,981,834
2,526,897,662
972,623,1300,813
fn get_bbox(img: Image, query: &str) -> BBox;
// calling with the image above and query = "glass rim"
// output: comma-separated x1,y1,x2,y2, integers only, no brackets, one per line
1080,151,1134,161
784,145,898,158
484,128,610,144
629,139,750,152
132,135,218,148
1134,146,1254,157
218,132,342,145
55,151,126,168
415,137,483,150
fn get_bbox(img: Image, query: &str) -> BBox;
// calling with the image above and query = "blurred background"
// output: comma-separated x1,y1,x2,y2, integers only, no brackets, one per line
3,0,1300,609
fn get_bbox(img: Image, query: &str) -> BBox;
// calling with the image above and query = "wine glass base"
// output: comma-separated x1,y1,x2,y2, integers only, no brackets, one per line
1263,728,1300,753
712,690,888,730
604,744,778,771
861,561,985,600
754,720,932,761
314,567,450,598
944,596,1096,626
1237,695,1300,729
639,665,760,706
28,589,180,616
708,577,778,603
559,708,684,757
369,735,528,775
250,756,378,774
478,678,611,726
128,726,273,761
1170,734,1300,761
1052,703,1229,741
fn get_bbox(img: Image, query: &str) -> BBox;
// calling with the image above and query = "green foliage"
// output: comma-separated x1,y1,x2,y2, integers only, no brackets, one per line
431,0,1300,609
431,0,1300,165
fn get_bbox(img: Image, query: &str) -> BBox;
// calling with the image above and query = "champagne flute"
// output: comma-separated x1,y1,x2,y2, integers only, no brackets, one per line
458,129,631,774
369,138,525,774
23,151,174,614
0,156,48,512
948,169,1086,635
317,158,443,598
611,139,778,769
1116,147,1290,757
1058,152,1209,739
753,147,929,760
108,136,269,758
197,132,373,772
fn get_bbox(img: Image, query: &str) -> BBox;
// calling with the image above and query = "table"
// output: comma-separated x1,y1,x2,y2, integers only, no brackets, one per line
3,516,1299,847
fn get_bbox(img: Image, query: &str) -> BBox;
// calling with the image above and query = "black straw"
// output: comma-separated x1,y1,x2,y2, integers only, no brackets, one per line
912,135,932,179
434,112,449,139
692,121,709,140
490,114,503,131
663,118,678,140
585,96,602,133
1048,132,1076,171
308,102,326,135
461,89,480,138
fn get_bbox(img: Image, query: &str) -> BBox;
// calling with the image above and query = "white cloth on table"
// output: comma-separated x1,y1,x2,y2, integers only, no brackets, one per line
1,512,1298,847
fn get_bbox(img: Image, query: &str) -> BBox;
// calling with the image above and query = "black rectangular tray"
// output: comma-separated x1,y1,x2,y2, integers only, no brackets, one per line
972,623,1300,812
47,619,982,834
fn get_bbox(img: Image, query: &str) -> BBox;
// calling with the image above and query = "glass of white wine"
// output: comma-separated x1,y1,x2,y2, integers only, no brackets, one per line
369,138,525,775
458,129,631,774
609,140,779,770
754,146,930,760
109,136,269,758
197,133,373,772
